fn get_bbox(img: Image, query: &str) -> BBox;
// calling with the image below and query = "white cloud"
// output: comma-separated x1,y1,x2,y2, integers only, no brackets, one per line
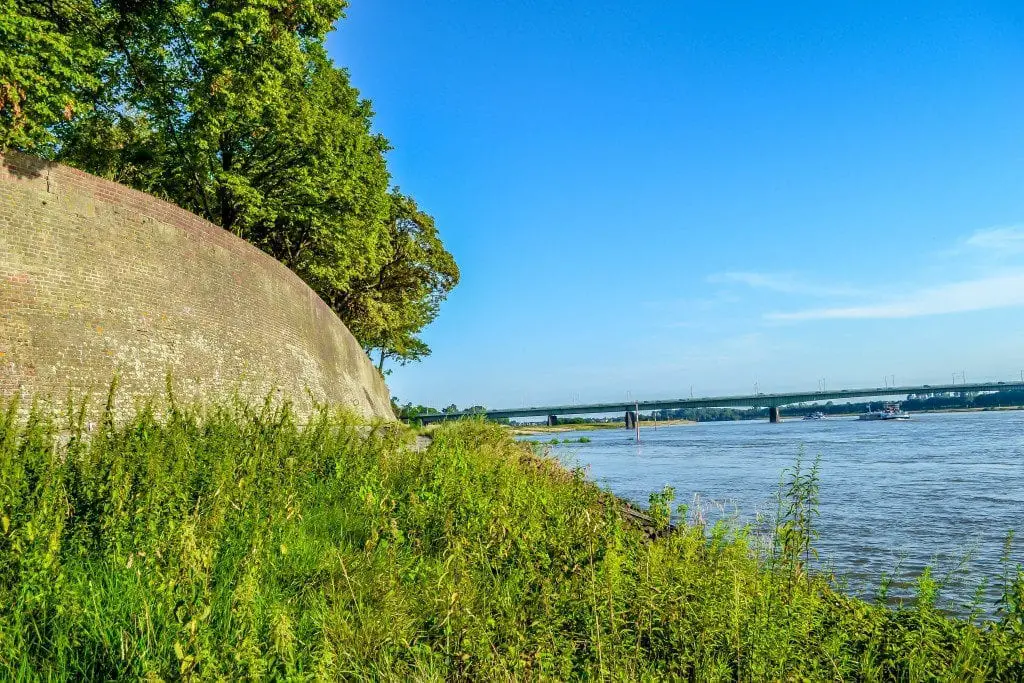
768,273,1024,321
709,271,863,297
965,225,1024,254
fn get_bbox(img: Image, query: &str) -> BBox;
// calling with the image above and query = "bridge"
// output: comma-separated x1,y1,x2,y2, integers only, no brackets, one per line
417,380,1024,425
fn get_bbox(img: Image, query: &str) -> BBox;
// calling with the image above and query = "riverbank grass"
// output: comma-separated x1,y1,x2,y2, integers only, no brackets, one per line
1,396,1022,679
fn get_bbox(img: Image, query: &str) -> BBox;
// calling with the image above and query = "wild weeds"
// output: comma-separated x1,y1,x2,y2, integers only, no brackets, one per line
998,531,1024,630
0,394,1022,679
773,451,821,581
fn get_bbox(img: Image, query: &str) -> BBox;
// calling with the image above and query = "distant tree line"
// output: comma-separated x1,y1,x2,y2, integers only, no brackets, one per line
392,400,491,421
0,0,458,371
778,389,1024,417
653,389,1024,421
653,407,763,421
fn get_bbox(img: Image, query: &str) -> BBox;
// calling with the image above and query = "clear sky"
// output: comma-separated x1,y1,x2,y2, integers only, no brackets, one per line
327,1,1024,409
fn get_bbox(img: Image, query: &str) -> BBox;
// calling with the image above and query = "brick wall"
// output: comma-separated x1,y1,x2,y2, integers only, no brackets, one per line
0,151,395,421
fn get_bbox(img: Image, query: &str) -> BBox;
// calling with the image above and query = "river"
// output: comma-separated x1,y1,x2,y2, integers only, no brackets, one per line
530,410,1024,617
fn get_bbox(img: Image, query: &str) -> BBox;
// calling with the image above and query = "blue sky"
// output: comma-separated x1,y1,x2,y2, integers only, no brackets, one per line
328,1,1024,409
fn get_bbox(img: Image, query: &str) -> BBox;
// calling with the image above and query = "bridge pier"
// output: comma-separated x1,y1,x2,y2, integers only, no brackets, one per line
624,411,638,429
546,414,558,427
768,406,781,423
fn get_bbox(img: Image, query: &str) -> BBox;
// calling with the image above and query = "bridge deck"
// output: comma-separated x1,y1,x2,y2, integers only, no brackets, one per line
417,381,1024,423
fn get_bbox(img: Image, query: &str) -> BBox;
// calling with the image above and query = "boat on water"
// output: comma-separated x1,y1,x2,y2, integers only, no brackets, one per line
858,403,910,421
803,411,825,420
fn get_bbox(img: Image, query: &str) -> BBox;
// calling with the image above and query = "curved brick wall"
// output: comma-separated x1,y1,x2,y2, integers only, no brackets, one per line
0,151,394,421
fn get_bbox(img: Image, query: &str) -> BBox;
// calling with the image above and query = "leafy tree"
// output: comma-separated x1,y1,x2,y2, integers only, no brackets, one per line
42,0,458,369
339,191,460,371
59,0,376,232
0,0,104,151
398,402,440,420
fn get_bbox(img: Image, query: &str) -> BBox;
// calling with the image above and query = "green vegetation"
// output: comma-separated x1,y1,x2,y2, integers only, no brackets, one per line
512,421,622,434
0,1,457,371
781,388,1024,417
2,393,1023,679
0,1,103,151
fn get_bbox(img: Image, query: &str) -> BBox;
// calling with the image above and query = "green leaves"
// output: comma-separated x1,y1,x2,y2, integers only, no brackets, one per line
647,486,675,532
0,0,105,151
340,191,461,371
7,0,458,366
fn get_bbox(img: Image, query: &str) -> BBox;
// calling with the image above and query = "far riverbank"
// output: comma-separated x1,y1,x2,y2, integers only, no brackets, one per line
512,418,694,435
509,404,1024,431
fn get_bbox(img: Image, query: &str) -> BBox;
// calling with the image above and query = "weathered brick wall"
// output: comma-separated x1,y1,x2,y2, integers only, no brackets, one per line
0,151,395,421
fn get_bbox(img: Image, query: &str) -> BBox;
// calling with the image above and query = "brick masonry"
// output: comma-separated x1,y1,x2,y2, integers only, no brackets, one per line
0,151,395,421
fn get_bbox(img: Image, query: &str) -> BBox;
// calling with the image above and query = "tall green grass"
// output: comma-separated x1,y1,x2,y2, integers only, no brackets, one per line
0,392,1022,679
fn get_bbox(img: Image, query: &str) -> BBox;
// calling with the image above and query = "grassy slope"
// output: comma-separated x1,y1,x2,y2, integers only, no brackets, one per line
0,397,1022,680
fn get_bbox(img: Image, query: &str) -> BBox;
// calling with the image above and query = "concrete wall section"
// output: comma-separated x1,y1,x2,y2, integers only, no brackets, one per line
0,151,394,421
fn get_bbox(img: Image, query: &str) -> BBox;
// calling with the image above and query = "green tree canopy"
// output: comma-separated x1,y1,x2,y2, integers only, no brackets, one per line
340,191,460,371
3,0,458,371
0,0,104,151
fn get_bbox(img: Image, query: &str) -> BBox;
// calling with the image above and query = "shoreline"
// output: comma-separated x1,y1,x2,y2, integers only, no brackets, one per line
512,418,695,435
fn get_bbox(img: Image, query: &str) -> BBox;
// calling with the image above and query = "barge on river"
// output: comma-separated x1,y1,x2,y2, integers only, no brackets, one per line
859,403,910,421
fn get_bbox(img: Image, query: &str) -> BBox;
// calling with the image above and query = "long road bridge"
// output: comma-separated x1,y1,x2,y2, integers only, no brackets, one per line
417,380,1024,425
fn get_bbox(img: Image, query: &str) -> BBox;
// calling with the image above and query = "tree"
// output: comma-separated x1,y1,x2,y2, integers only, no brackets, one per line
0,0,104,151
7,1,459,368
57,0,380,235
398,402,440,420
340,191,460,372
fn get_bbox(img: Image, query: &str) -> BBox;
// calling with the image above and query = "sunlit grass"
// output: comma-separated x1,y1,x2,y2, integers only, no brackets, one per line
0,392,1022,679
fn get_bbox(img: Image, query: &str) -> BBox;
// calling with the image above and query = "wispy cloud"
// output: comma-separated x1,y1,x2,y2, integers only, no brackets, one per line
709,271,864,297
658,332,772,367
964,225,1024,254
768,273,1024,321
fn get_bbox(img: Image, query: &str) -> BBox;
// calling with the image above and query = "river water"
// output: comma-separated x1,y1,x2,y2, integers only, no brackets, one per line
532,410,1024,617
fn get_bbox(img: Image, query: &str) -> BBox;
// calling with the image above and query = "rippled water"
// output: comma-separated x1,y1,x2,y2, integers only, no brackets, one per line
532,410,1024,616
